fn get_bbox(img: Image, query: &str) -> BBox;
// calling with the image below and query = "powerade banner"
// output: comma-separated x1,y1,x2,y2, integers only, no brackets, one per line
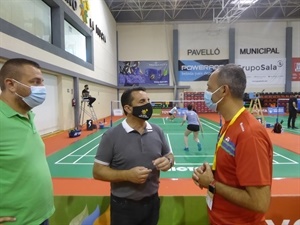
118,61,169,86
178,59,229,81
236,58,286,87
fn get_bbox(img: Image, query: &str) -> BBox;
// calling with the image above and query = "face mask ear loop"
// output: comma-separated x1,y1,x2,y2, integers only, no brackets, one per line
12,79,29,99
211,85,225,103
12,79,30,89
212,85,223,95
12,79,32,96
215,97,224,105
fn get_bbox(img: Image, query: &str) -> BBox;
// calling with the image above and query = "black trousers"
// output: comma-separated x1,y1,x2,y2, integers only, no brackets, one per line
85,97,96,106
40,219,49,225
288,110,297,128
110,193,160,225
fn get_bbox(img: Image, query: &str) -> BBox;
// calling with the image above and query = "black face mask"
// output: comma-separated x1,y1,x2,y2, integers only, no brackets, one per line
131,103,153,120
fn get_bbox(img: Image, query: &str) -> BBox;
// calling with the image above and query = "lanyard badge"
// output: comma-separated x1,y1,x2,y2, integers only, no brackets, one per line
212,107,246,171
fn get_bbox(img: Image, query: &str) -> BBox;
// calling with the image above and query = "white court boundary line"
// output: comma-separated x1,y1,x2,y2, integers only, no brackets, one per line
53,121,298,166
55,151,299,166
72,145,98,164
54,134,103,164
158,119,221,133
273,152,298,164
54,123,212,166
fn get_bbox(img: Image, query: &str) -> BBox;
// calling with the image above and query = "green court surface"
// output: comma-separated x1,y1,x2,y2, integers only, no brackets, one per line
264,114,300,134
47,117,300,179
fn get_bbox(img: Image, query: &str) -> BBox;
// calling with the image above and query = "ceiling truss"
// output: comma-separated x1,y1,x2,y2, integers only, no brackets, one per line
104,0,300,23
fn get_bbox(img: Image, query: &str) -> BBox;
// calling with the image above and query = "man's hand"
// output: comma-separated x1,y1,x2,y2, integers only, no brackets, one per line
196,163,214,188
192,163,205,188
192,162,213,189
152,157,171,171
0,217,16,225
127,167,152,184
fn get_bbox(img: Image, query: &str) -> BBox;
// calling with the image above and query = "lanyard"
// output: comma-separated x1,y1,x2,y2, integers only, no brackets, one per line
212,107,246,171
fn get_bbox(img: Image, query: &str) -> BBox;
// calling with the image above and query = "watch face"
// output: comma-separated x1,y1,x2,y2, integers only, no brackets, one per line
209,184,216,194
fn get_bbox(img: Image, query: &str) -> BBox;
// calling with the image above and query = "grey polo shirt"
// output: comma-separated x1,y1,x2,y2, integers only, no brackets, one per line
95,119,171,200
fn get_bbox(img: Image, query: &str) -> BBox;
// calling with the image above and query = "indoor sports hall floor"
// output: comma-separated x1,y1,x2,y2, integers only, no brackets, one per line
44,113,299,197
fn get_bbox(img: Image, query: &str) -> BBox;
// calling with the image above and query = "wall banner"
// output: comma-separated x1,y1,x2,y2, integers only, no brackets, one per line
178,59,229,81
118,61,169,86
292,58,300,81
236,58,286,87
267,107,284,115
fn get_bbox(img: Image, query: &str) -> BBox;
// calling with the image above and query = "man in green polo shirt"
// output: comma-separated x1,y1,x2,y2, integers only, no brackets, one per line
0,58,54,225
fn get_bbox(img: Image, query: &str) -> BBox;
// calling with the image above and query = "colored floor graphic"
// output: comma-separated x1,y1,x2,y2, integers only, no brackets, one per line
47,117,300,179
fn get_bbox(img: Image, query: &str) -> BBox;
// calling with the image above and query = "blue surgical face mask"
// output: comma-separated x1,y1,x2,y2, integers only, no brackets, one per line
13,79,46,108
204,86,224,112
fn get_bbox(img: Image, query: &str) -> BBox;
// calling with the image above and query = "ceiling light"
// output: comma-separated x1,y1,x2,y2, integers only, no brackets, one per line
231,0,258,5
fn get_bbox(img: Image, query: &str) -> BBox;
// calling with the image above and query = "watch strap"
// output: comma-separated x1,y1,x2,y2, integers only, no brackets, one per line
166,157,173,168
210,179,216,186
208,179,216,194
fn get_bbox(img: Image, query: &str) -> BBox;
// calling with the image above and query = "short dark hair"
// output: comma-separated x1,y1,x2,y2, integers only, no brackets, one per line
84,84,88,88
0,58,40,91
187,104,193,110
121,87,146,115
216,64,246,99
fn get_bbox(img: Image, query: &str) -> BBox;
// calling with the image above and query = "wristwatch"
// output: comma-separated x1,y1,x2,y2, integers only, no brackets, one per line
166,157,173,168
208,180,216,194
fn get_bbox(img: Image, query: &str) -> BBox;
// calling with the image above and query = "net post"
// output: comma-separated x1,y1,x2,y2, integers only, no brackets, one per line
276,99,279,123
110,100,113,127
276,98,290,124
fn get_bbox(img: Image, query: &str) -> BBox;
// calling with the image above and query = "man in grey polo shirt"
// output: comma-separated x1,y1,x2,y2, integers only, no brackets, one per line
93,87,174,225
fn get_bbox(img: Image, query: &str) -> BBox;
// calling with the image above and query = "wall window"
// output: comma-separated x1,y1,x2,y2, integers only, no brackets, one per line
0,0,51,42
64,20,87,61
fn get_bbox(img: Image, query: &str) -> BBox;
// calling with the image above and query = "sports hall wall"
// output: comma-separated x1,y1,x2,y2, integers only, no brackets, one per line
1,1,299,133
0,0,118,134
0,1,299,225
117,20,300,99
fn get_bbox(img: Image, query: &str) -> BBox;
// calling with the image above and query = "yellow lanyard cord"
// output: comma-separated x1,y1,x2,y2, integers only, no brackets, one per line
212,107,246,171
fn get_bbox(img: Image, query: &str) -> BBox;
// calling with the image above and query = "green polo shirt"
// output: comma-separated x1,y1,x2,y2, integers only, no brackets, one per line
0,100,54,224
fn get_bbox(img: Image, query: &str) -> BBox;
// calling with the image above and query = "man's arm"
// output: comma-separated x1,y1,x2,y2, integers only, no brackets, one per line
214,181,270,213
152,153,174,171
292,100,297,110
93,163,152,184
82,90,89,98
193,163,271,213
154,127,175,171
0,217,16,225
165,153,174,170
